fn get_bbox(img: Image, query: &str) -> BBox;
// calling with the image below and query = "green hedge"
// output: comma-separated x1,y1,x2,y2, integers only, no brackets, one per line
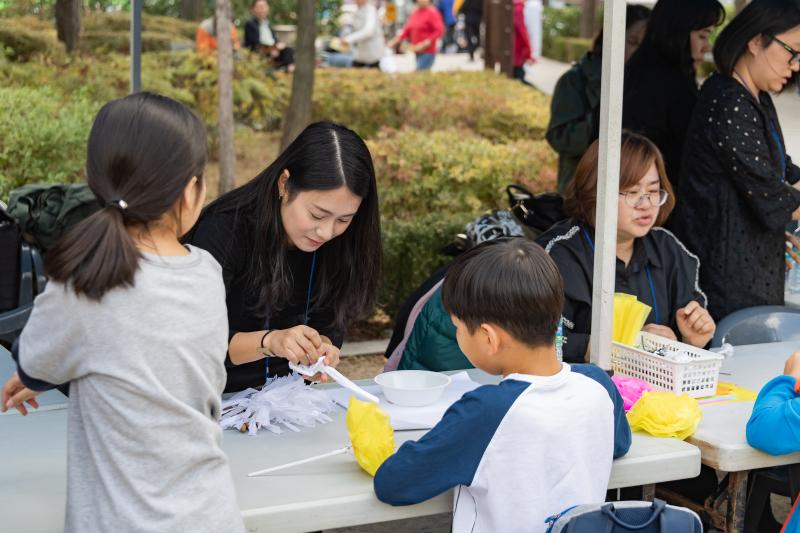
543,36,592,64
0,87,99,199
0,18,58,60
370,127,556,221
381,213,470,317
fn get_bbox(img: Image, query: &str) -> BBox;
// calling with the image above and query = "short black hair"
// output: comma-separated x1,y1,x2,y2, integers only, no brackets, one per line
714,0,800,77
592,4,652,56
630,0,725,79
441,238,564,348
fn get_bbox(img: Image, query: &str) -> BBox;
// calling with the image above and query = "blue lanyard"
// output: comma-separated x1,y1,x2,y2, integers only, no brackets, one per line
769,119,787,183
264,250,318,380
582,228,660,325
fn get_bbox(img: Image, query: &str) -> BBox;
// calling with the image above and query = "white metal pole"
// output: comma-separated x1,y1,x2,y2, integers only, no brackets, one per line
130,0,141,93
589,0,626,369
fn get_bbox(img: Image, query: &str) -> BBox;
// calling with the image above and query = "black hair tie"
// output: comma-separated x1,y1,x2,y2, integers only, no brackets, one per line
106,199,128,211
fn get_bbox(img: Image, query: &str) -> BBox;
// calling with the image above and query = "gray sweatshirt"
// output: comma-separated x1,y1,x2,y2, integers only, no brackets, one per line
18,245,244,533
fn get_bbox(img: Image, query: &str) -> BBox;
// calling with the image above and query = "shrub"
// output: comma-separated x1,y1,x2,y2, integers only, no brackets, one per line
0,87,99,201
0,18,58,60
80,30,190,54
313,70,551,142
380,212,469,317
369,127,557,221
544,36,593,64
542,6,581,59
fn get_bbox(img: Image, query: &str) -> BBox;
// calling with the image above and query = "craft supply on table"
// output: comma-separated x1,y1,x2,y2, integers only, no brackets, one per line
219,374,336,435
626,391,702,440
611,375,652,412
611,332,724,398
327,371,482,430
290,356,380,404
612,293,652,345
373,370,451,407
249,397,395,477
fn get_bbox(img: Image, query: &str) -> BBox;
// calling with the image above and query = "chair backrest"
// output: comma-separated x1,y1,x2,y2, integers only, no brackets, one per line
711,306,800,347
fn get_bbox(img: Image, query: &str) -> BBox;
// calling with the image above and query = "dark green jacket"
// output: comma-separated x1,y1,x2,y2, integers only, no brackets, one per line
545,52,602,193
397,287,473,372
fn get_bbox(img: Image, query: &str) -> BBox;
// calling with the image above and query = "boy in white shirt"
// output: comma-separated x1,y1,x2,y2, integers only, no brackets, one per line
374,238,631,532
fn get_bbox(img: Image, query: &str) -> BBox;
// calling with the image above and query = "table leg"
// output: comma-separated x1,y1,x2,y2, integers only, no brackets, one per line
642,484,655,502
727,471,748,533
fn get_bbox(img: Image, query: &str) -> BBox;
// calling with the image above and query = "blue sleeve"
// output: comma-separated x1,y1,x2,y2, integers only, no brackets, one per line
373,380,529,506
746,375,800,455
571,364,632,458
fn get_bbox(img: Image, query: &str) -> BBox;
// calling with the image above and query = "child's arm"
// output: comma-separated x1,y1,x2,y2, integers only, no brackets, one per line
746,353,800,455
16,282,88,388
571,364,632,458
374,381,529,505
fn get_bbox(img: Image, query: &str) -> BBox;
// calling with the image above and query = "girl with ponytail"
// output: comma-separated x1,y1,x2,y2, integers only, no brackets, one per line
1,93,244,533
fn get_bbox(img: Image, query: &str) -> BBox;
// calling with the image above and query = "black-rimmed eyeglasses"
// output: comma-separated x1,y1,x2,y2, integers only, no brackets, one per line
772,35,800,66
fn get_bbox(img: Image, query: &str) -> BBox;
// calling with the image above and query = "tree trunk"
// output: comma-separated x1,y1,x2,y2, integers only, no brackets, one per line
483,0,513,77
280,0,316,150
55,0,81,54
180,0,204,21
579,0,597,39
217,0,236,195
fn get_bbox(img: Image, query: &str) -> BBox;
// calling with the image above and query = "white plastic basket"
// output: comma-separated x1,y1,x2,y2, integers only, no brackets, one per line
610,332,724,398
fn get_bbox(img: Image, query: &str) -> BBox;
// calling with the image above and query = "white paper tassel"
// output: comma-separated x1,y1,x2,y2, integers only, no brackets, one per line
219,374,336,435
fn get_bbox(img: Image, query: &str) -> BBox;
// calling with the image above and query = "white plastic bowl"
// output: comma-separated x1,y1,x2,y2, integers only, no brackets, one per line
374,370,452,407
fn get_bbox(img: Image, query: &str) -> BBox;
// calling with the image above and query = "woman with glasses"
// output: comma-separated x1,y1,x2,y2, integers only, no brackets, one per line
622,0,725,195
673,0,800,322
538,132,715,362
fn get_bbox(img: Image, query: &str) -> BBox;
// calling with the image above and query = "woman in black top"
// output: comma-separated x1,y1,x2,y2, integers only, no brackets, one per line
673,0,800,321
537,132,715,363
623,0,725,193
188,122,382,392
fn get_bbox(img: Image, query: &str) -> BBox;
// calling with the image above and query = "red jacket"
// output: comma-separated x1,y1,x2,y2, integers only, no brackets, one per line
398,6,445,55
513,1,532,67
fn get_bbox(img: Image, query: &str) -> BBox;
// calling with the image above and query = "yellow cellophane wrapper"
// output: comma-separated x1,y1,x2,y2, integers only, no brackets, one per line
346,396,396,476
613,293,652,345
627,391,702,440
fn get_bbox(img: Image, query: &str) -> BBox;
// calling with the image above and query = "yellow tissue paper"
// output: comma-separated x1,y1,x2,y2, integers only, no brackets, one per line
613,293,652,345
627,391,702,440
346,396,396,476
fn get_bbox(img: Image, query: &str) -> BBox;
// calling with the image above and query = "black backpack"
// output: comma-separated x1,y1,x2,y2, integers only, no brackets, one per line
0,204,21,312
507,184,566,235
7,183,100,252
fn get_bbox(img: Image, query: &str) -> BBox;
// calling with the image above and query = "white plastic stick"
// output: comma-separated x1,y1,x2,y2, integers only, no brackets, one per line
248,446,351,477
324,367,380,404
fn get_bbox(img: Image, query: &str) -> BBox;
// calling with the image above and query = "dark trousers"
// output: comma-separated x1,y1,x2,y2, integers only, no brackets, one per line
513,66,532,86
464,15,481,60
441,24,456,52
274,47,294,69
352,60,380,69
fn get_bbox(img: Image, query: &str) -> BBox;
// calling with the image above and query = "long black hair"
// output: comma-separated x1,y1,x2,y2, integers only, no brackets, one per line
46,92,207,300
591,4,652,56
714,0,800,77
629,0,725,79
198,121,382,330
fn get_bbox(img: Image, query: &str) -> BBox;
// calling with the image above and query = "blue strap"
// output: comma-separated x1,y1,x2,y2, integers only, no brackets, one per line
265,250,318,381
583,227,660,324
645,266,660,325
770,119,787,183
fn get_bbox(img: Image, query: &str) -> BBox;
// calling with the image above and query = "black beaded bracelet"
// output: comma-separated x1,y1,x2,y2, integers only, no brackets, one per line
260,330,270,354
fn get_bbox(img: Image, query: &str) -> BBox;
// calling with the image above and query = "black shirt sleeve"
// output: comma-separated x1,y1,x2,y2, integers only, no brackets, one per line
707,98,800,232
549,245,592,363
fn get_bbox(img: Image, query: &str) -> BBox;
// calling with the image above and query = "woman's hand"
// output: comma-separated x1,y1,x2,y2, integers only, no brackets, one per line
305,343,342,383
641,323,678,341
1,372,40,416
676,301,716,348
264,326,323,366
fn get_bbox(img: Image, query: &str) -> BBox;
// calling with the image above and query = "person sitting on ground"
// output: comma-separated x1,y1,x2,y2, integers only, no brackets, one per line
244,0,295,71
196,15,240,54
387,0,445,71
343,0,385,68
746,351,800,533
537,132,716,363
373,238,631,532
546,4,650,192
